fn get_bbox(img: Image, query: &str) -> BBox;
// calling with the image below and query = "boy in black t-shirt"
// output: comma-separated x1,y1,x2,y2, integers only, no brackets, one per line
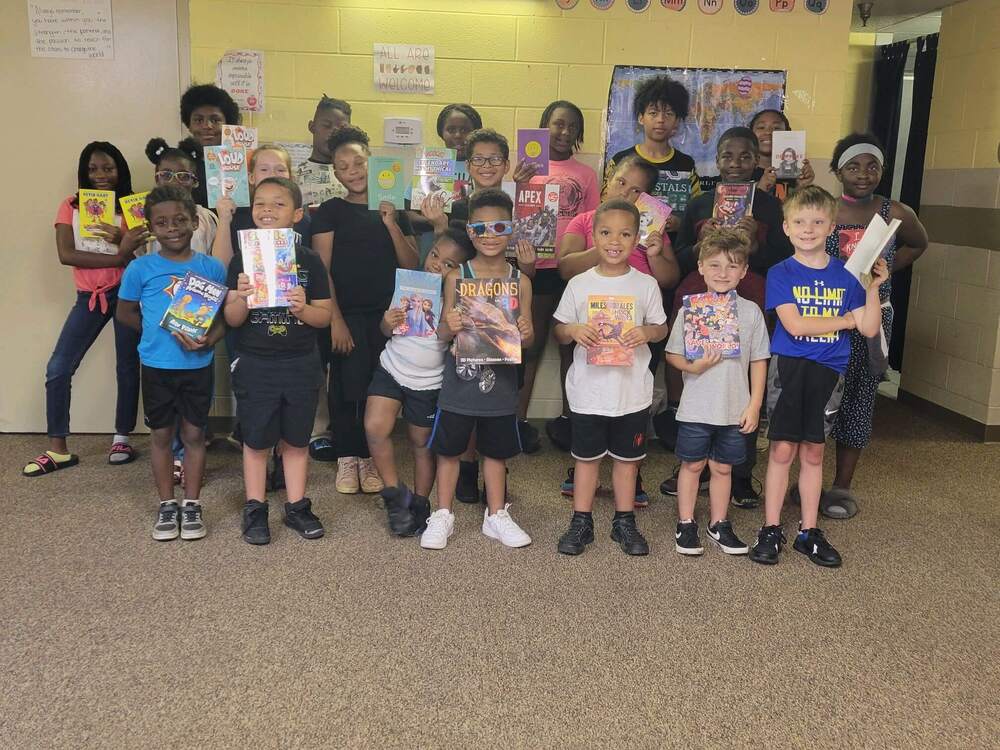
225,178,333,545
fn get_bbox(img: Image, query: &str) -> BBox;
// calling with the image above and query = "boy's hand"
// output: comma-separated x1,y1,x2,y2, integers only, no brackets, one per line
569,323,600,348
445,306,465,335
841,311,857,330
420,193,446,226
796,159,815,188
379,201,399,228
689,352,722,373
383,307,405,330
739,404,760,434
287,285,307,316
331,318,354,354
512,159,539,183
235,272,253,300
644,230,664,257
514,239,536,269
664,215,680,233
119,225,150,256
757,167,777,192
622,326,653,348
697,218,721,238
870,257,890,287
216,196,237,224
735,215,758,242
94,222,123,245
516,315,533,341
171,331,210,351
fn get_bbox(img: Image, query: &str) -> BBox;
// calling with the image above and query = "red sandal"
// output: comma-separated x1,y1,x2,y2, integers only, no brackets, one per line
108,442,138,465
23,451,79,477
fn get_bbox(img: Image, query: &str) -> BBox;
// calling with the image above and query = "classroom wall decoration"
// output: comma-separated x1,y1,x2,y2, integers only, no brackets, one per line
627,0,651,11
697,0,723,14
770,0,795,11
216,50,265,112
805,0,827,13
27,0,114,60
373,43,435,95
661,0,687,10
590,0,615,9
555,0,580,9
735,0,759,14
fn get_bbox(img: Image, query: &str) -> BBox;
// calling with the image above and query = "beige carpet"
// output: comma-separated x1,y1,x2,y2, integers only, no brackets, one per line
2,397,998,749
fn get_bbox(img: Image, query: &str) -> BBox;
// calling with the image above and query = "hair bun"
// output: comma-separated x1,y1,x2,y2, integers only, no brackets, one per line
145,137,169,163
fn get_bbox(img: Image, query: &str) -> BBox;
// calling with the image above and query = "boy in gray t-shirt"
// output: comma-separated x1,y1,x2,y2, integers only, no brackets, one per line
665,228,769,557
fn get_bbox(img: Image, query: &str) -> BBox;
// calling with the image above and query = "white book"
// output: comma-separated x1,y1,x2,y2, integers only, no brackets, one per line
771,130,806,179
844,213,901,282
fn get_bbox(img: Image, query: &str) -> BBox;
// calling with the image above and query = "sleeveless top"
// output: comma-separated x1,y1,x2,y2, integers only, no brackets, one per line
825,197,896,303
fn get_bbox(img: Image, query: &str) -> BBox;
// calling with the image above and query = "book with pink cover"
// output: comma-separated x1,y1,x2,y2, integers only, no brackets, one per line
634,193,672,247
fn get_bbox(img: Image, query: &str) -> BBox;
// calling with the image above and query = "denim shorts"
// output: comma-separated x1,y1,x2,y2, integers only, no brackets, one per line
675,421,746,466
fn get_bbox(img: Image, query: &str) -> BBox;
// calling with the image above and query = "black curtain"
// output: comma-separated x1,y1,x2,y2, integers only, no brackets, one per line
869,40,910,198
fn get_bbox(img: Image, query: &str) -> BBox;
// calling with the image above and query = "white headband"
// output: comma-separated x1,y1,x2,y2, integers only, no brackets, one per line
837,143,884,170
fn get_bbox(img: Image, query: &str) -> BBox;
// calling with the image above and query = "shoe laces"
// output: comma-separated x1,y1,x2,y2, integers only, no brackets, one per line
490,504,521,532
181,504,201,524
564,514,591,540
158,504,178,524
425,510,450,534
358,458,379,481
761,525,786,545
616,517,644,543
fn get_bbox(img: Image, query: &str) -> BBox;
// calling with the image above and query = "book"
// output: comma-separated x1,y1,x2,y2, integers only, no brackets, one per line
842,213,901,284
78,189,115,239
410,147,457,212
511,183,560,260
772,130,806,180
586,295,636,367
453,276,522,365
656,170,692,215
634,193,672,247
368,156,407,210
517,129,550,176
682,290,741,360
237,228,298,309
119,192,150,230
204,145,250,208
712,183,755,226
391,269,442,338
159,271,227,339
221,125,258,151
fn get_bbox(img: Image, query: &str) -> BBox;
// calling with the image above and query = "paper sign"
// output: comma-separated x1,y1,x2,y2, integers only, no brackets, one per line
276,141,312,173
698,0,723,13
216,49,265,113
28,0,114,59
374,43,434,95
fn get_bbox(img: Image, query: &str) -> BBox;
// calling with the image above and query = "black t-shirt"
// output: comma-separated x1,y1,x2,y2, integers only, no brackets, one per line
311,198,414,314
227,244,331,358
230,206,313,254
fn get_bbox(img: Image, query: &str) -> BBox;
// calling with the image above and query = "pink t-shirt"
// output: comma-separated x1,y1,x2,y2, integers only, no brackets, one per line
529,156,599,269
55,196,125,311
564,209,673,279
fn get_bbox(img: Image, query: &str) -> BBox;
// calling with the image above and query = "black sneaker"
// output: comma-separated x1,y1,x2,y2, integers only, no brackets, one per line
518,419,541,454
456,460,479,504
730,476,762,509
284,497,324,539
793,527,842,568
308,436,337,462
749,524,786,565
408,494,431,536
675,521,703,555
241,500,271,545
545,415,572,452
707,519,748,555
611,514,649,556
634,471,650,508
267,448,285,492
660,464,710,496
382,484,416,536
557,513,594,555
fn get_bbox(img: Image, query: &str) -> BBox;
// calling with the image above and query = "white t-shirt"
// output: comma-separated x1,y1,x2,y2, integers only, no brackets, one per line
554,267,666,417
380,335,448,391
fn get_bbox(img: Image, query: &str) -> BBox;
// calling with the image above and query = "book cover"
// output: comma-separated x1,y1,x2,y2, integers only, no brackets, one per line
634,193,672,247
682,290,741,359
221,125,258,151
656,170,691,215
159,271,227,338
517,129,550,176
391,269,442,338
78,189,115,239
712,183,755,226
410,147,458,212
771,130,806,180
119,191,150,230
204,145,250,208
586,295,636,367
842,214,901,283
453,276,522,365
368,156,407,210
238,228,299,309
511,183,560,260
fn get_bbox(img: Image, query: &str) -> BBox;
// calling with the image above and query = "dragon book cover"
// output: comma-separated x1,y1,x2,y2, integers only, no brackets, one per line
453,277,521,365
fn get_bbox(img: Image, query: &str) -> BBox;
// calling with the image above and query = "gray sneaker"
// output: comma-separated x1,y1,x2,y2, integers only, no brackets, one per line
152,501,180,541
179,501,206,540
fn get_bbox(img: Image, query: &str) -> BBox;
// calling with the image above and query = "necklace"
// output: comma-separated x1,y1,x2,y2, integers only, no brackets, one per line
841,193,875,205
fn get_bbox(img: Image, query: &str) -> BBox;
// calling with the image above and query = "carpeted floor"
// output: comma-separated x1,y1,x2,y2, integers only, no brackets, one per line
2,396,998,749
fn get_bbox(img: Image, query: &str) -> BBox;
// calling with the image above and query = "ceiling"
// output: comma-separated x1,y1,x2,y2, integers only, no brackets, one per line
850,0,950,36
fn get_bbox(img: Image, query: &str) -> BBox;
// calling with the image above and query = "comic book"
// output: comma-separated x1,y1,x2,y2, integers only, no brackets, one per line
510,183,560,260
634,193,672,247
204,145,250,208
391,269,442,338
78,189,115,239
221,125,258,151
237,228,298,309
682,290,741,359
655,170,691,215
119,192,150,230
517,129,550,176
368,156,407,210
586,295,636,367
410,147,457,212
453,276,521,365
159,271,227,338
712,183,755,226
771,130,806,180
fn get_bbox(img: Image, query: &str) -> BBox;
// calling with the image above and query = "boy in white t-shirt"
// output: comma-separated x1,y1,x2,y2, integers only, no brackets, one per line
553,199,668,556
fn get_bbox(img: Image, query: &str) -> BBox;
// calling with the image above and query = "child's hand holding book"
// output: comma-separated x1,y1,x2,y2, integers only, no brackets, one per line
171,331,211,351
568,323,600,348
513,239,536,272
286,285,307,317
644,231,664,258
689,352,723,374
379,200,399,228
216,196,237,225
383,307,406,331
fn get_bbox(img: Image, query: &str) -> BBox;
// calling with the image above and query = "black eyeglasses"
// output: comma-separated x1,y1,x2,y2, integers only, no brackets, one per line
468,220,513,237
468,155,507,167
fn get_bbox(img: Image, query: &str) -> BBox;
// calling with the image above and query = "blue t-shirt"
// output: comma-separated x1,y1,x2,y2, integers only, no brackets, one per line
765,255,865,374
119,251,227,369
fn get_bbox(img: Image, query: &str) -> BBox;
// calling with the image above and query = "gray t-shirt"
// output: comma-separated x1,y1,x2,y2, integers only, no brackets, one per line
666,295,770,426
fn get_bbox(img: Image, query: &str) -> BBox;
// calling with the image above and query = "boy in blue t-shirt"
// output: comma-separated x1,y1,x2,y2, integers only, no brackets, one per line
117,186,227,542
750,187,887,568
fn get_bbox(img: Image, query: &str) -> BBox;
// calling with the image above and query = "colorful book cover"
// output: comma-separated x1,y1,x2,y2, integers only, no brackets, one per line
391,269,442,338
119,192,150,230
238,228,298,309
682,290,741,360
204,145,250,208
411,147,458,212
511,183,560,259
453,276,522,365
586,295,636,367
78,189,115,239
368,156,407,210
634,193,672,247
655,170,691,215
517,129,550,176
771,130,806,180
712,183,755,226
221,125,258,151
159,271,227,338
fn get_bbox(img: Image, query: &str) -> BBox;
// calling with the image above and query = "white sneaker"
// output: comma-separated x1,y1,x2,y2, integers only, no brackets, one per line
420,509,455,550
482,504,531,548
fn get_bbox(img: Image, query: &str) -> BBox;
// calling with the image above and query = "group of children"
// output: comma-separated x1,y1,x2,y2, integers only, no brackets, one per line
26,74,928,566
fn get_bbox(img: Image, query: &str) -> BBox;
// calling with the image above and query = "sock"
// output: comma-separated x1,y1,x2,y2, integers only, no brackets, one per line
112,434,130,445
160,498,175,506
613,510,635,521
182,498,199,506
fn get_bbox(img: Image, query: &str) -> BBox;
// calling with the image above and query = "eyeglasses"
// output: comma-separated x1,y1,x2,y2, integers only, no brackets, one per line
155,170,198,186
468,155,507,167
468,220,513,237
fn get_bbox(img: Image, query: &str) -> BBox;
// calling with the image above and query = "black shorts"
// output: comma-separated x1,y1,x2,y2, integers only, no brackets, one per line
367,365,439,429
766,355,844,444
141,364,213,430
231,351,323,449
570,408,649,462
429,409,521,460
532,267,567,297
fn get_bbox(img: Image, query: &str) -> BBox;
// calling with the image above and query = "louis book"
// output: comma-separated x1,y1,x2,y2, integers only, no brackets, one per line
712,183,755,226
587,295,636,367
517,129,549,176
410,147,457,212
453,277,521,365
368,156,407,210
78,189,116,239
634,193,672,247
160,272,227,338
204,145,250,208
119,191,150,230
392,269,442,338
511,183,560,259
221,125,258,151
682,290,741,359
238,228,298,309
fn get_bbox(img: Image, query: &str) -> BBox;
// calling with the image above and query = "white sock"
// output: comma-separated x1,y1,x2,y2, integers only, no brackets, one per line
112,434,130,445
182,499,199,506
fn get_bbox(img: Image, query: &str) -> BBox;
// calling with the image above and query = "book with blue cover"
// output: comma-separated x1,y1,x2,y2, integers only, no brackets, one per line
368,156,407,210
204,145,250,208
159,271,227,338
391,269,442,338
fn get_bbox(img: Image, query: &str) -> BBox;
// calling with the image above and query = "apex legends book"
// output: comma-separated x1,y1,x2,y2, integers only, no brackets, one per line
453,276,521,365
586,295,636,367
511,183,560,259
238,228,298,309
682,290,741,360
159,271,227,338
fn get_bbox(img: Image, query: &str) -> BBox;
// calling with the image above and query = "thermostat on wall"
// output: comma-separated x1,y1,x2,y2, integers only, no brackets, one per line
384,117,423,146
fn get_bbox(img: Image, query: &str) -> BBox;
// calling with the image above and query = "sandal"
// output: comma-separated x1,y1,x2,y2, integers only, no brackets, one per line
108,442,137,465
23,451,79,477
820,487,859,520
173,459,184,486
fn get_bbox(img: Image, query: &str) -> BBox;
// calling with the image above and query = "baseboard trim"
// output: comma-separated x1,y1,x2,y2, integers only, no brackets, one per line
897,389,999,442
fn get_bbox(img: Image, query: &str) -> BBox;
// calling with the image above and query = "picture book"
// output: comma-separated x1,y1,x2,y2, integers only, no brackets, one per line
368,156,407,210
204,145,250,208
682,290,741,360
237,228,298,309
410,147,458,212
391,269,442,338
586,295,636,367
221,125,258,151
453,276,521,365
712,183,755,226
119,191,150,230
842,213,901,284
655,170,691,215
78,189,115,239
511,183,560,259
771,130,806,180
634,193,672,247
159,271,227,339
517,129,550,176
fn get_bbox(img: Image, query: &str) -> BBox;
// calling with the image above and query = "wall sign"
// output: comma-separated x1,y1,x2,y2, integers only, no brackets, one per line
698,0,723,14
770,0,794,11
661,0,687,9
805,0,827,13
27,0,114,59
735,0,759,14
216,50,265,112
374,43,435,95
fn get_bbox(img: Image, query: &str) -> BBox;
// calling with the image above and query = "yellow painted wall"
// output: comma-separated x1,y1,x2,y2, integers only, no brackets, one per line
842,33,876,136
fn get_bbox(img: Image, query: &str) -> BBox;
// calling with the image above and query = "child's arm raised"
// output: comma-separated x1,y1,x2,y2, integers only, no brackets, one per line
889,201,929,273
211,196,237,267
115,299,142,332
556,232,599,280
848,258,890,338
380,202,419,270
516,273,534,349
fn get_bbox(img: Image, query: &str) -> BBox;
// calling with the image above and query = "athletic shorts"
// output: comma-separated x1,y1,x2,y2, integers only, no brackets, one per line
429,409,521,460
675,422,746,465
231,351,323,450
367,365,439,429
569,408,649,462
766,355,844,444
141,364,213,431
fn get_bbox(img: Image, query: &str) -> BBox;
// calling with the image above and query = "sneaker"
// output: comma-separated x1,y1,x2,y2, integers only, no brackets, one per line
267,447,285,492
545,415,572,452
560,467,575,497
308,436,336,462
409,494,431,536
659,464,710,497
518,419,542,454
152,501,180,541
730,476,762,509
241,500,271,545
749,524,786,565
335,457,360,494
793,527,842,568
382,484,416,536
557,514,594,555
482,504,532,548
707,519,748,555
284,497,324,539
179,501,206,541
456,460,479,504
675,520,703,555
420,508,455,550
611,514,649,556
358,457,384,494
634,471,649,508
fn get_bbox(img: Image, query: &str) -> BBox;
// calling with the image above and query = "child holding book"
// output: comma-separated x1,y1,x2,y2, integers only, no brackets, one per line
143,138,218,256
552,199,667,556
23,142,147,478
421,188,534,550
749,109,815,199
296,95,351,208
115,186,227,541
664,228,769,556
749,186,888,568
225,177,332,545
178,83,241,208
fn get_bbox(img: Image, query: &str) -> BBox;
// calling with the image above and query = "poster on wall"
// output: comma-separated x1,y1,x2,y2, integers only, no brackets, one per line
27,0,114,60
374,43,435,95
216,49,265,113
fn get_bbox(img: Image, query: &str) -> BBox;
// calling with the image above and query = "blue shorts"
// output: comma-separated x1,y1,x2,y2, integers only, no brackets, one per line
675,422,746,466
